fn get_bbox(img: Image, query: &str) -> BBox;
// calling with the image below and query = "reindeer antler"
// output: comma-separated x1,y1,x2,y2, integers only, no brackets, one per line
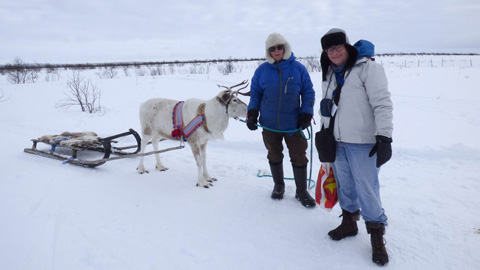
217,80,250,96
233,80,250,96
230,80,248,89
233,83,250,96
217,80,248,90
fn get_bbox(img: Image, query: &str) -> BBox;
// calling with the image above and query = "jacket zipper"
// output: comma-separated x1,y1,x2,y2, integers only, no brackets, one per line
285,76,293,94
277,63,282,129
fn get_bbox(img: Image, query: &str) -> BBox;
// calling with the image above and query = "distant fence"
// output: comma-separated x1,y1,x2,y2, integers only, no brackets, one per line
377,58,480,68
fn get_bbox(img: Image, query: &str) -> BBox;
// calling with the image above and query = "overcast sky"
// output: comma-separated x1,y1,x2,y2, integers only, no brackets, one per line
1,0,479,64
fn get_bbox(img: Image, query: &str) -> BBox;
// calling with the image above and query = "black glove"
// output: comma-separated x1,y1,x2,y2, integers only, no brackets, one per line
298,113,312,130
246,109,259,131
369,135,393,167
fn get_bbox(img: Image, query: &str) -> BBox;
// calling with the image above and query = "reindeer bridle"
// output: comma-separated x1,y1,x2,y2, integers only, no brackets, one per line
217,80,250,115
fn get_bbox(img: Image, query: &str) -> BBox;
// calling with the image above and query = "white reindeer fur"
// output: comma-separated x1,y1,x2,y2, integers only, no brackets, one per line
137,90,247,187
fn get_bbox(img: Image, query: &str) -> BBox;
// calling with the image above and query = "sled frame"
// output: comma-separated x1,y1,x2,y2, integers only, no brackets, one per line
24,128,183,168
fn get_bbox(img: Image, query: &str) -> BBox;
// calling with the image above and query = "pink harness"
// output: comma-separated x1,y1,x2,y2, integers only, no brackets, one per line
171,101,206,141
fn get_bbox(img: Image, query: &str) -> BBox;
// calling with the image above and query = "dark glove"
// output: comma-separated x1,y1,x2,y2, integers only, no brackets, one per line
298,113,312,130
246,109,259,131
369,135,393,167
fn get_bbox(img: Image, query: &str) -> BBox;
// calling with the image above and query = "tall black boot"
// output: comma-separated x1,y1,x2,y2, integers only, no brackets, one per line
269,162,285,200
293,165,316,208
328,209,360,240
366,222,389,266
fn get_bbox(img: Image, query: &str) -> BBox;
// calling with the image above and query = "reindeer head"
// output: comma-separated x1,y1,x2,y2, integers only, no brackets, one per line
216,80,249,119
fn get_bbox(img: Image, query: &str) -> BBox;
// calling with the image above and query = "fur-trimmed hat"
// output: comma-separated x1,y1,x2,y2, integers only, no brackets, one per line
320,28,358,81
265,33,292,64
321,28,350,50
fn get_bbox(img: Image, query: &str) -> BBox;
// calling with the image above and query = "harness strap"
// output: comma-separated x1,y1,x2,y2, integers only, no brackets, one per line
183,115,205,139
172,101,185,130
171,101,207,141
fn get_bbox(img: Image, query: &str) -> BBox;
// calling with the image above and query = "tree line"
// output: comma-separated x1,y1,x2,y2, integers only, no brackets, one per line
2,53,478,72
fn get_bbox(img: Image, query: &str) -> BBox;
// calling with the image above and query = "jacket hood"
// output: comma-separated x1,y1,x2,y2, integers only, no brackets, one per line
354,39,375,59
265,33,292,64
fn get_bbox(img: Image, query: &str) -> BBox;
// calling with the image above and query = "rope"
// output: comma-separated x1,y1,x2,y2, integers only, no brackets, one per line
237,118,316,190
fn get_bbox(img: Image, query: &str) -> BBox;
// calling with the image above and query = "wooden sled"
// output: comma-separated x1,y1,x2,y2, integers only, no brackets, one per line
24,128,184,168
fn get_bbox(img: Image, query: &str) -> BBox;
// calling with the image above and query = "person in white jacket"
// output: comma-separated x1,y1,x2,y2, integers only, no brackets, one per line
318,28,393,266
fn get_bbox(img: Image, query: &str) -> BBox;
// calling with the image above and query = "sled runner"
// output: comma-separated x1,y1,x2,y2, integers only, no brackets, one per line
24,128,183,168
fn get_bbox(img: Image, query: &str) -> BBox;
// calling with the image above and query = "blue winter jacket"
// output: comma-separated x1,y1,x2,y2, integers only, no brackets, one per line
248,53,315,131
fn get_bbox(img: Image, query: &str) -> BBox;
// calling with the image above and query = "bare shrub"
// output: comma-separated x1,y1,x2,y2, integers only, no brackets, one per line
28,67,41,83
96,66,118,79
123,66,130,76
149,65,165,76
7,57,28,84
56,71,103,113
189,63,210,74
45,67,60,82
135,66,147,76
301,56,321,72
168,64,175,74
217,59,236,75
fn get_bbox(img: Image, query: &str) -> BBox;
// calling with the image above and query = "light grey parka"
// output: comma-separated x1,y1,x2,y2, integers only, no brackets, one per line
319,57,393,144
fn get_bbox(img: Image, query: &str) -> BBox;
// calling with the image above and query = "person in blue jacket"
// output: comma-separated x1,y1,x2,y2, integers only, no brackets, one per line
246,33,316,208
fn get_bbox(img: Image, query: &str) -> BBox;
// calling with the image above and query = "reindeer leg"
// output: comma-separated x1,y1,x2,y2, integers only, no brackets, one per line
152,135,168,171
200,143,217,182
137,133,151,174
190,143,211,188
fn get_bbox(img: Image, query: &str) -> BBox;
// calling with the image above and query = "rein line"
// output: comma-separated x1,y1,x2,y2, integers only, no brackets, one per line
237,118,311,140
237,118,315,189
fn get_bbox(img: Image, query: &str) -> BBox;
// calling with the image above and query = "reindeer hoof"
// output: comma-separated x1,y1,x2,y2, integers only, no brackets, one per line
137,168,149,174
207,178,217,182
196,183,211,188
156,166,168,171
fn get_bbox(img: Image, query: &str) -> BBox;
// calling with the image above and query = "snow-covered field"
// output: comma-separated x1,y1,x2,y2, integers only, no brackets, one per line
1,55,479,270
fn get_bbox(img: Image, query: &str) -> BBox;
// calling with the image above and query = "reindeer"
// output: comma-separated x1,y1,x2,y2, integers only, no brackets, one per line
137,80,250,188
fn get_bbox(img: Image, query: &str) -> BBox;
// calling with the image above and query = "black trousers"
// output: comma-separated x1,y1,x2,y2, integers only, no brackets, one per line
262,129,308,167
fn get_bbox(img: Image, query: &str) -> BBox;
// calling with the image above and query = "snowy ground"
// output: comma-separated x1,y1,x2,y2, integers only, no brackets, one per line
1,55,479,270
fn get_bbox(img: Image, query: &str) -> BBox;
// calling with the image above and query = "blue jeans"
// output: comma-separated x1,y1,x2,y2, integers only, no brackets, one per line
333,142,388,224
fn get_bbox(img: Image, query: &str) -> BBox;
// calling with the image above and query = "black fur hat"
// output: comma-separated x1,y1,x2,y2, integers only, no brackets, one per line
320,28,358,81
321,28,350,50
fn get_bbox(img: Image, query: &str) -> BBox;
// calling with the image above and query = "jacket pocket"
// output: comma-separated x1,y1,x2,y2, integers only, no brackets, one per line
282,84,301,113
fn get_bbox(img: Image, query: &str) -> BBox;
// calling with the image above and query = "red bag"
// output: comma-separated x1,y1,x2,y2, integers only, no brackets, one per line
315,163,338,210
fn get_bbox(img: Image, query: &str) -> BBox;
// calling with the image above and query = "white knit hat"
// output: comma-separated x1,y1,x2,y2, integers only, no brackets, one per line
265,33,292,64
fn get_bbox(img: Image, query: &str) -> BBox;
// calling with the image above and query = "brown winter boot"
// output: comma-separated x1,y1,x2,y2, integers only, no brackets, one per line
366,222,389,266
328,209,360,240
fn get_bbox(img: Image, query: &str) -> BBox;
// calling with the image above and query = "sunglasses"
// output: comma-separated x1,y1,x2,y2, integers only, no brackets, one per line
325,45,344,54
268,44,285,53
